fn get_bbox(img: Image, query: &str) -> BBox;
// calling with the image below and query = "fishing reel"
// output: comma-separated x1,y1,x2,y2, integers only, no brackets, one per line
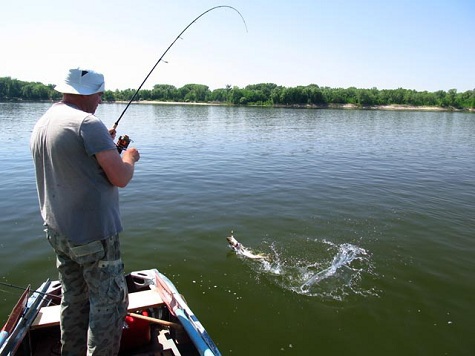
116,134,131,153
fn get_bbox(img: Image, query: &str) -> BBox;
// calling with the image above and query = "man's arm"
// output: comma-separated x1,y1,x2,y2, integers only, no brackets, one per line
95,148,140,188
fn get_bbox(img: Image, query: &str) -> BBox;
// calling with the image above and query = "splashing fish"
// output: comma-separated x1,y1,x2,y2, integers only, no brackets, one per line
225,233,374,299
226,231,268,260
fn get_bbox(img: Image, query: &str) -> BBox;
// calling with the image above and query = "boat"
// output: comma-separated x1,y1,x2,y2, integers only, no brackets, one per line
0,269,221,356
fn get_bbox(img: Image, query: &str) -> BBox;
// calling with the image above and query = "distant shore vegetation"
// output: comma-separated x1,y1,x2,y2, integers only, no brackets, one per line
1,77,474,111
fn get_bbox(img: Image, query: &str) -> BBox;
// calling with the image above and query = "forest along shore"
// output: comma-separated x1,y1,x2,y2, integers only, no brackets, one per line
1,99,473,112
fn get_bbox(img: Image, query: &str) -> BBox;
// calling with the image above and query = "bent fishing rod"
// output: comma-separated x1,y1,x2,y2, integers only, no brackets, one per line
113,5,247,152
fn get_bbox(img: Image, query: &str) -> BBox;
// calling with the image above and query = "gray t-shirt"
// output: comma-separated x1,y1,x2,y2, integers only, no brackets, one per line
31,102,122,244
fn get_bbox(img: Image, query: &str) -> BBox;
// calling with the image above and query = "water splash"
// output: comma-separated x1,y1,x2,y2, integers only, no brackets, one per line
231,238,376,300
299,242,366,293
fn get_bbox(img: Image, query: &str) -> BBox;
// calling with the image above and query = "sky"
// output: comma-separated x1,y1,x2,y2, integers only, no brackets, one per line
1,0,474,92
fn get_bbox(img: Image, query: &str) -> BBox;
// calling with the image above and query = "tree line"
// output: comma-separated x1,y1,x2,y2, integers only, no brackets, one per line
1,76,474,110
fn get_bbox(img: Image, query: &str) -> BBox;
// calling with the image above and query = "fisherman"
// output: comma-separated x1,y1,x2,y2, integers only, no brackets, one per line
30,68,140,355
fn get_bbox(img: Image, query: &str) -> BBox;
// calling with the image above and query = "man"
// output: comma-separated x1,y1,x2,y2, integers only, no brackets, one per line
30,68,140,355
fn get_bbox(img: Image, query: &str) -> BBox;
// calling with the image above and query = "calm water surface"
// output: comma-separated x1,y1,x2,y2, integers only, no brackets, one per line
1,102,474,355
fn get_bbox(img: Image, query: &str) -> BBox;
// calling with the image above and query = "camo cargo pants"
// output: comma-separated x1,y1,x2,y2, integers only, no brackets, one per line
46,226,129,356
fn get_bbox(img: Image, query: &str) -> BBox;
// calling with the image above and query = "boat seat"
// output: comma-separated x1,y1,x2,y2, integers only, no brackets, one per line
32,289,164,329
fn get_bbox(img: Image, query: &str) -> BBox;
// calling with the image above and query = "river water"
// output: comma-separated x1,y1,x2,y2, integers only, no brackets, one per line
1,102,474,355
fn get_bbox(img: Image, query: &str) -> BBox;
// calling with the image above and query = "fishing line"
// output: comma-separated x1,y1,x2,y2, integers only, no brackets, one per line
0,281,61,299
113,5,247,129
0,281,29,293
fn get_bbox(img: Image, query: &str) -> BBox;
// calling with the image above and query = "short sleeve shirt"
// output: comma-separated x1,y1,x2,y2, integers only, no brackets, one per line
30,102,122,244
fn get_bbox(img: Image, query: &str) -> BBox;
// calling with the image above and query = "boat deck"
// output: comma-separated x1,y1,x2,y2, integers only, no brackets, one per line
32,289,164,329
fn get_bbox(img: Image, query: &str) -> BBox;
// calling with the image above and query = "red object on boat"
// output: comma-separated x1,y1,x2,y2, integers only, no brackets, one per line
120,310,152,351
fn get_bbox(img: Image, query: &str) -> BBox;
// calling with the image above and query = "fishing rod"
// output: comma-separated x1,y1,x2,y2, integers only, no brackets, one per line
113,5,247,152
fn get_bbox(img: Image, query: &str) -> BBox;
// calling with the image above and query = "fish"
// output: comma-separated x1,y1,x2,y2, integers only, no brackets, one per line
226,232,268,260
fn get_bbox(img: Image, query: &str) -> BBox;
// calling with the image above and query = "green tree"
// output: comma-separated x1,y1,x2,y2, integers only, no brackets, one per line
228,86,243,104
103,90,116,101
209,88,228,102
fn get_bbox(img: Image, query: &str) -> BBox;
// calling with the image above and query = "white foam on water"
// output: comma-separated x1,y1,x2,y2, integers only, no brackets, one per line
300,242,366,293
235,238,377,300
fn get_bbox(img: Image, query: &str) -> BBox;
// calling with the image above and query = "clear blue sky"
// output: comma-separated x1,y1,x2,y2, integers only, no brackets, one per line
1,0,473,92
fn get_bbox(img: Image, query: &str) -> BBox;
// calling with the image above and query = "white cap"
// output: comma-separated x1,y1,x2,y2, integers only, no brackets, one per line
55,68,105,95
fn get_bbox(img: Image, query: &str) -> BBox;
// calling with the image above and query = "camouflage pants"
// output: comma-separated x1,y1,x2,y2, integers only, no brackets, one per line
46,227,128,356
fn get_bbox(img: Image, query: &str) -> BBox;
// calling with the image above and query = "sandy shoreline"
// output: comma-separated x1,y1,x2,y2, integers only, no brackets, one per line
113,100,474,113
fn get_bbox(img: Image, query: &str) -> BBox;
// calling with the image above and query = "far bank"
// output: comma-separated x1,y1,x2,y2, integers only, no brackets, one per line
113,100,475,113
